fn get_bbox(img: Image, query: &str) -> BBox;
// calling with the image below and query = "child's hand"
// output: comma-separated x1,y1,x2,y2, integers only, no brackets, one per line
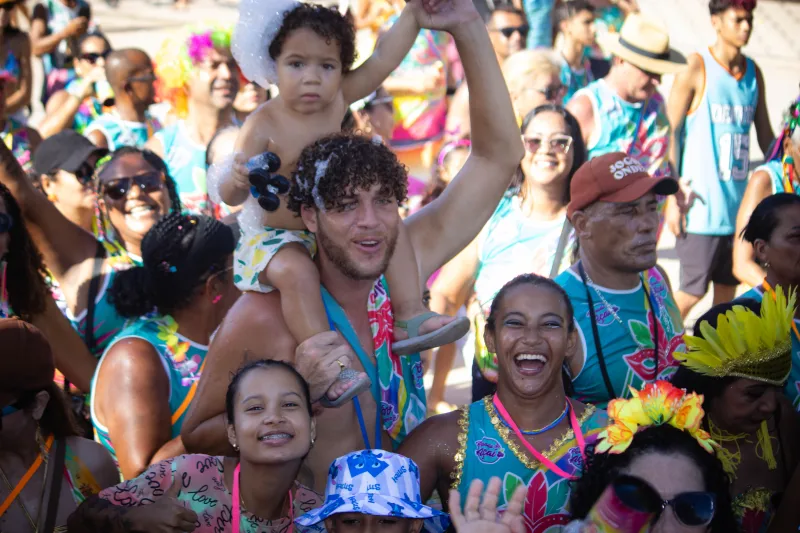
449,478,526,533
231,153,251,192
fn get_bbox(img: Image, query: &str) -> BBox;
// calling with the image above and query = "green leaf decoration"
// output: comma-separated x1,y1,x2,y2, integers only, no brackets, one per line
629,320,654,347
503,472,524,505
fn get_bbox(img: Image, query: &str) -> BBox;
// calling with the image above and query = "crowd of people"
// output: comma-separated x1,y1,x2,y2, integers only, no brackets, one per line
0,0,798,531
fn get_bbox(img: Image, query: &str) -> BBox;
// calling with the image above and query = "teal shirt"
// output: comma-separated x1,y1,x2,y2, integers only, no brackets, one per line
84,111,161,150
755,159,800,196
90,314,208,463
739,286,800,410
153,121,210,215
556,267,686,407
455,398,607,531
560,55,593,104
576,79,671,178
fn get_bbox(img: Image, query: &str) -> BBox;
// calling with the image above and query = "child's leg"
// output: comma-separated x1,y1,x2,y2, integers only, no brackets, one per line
385,224,470,356
265,243,369,404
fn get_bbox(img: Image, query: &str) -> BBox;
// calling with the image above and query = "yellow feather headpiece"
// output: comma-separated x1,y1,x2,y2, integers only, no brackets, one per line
676,286,796,386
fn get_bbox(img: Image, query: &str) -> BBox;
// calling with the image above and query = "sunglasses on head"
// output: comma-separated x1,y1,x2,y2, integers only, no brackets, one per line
0,212,13,233
495,25,529,38
523,133,573,154
80,50,110,64
101,171,164,201
612,475,716,527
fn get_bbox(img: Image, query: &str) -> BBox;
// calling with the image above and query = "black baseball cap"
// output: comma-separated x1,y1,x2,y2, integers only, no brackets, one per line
32,130,109,176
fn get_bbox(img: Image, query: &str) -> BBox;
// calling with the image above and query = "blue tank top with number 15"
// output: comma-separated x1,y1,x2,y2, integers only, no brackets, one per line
680,48,758,236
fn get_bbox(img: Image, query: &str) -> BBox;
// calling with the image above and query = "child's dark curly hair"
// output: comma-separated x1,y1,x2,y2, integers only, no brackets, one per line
269,3,357,74
570,425,739,532
288,133,408,214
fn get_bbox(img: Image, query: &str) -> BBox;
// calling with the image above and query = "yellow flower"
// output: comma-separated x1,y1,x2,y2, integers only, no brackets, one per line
636,381,685,425
171,341,189,363
670,392,705,432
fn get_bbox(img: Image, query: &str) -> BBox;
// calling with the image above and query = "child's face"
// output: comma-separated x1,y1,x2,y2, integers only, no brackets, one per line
276,27,343,112
325,514,423,533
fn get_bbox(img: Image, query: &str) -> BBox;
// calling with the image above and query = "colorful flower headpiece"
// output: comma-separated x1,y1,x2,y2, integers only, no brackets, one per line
595,381,717,455
677,286,796,386
154,23,233,118
766,93,800,161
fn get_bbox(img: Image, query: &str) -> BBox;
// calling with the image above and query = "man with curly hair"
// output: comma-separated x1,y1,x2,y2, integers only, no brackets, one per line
182,0,524,493
147,24,239,216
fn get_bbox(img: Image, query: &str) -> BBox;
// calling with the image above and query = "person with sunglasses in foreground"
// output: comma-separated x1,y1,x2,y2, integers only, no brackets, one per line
0,140,180,360
566,13,684,181
91,213,239,479
568,380,738,532
39,32,112,138
671,291,800,532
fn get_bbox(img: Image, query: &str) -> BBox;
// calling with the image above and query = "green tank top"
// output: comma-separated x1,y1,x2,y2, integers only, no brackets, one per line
454,398,607,531
90,314,208,463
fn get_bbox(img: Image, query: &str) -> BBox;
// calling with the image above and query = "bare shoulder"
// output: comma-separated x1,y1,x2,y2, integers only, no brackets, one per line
99,338,162,381
213,291,297,360
400,407,464,450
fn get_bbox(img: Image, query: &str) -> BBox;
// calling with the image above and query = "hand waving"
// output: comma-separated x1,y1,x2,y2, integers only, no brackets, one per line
449,478,526,533
411,0,481,32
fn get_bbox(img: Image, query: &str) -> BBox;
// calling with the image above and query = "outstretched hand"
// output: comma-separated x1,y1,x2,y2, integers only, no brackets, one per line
449,478,526,533
410,0,481,32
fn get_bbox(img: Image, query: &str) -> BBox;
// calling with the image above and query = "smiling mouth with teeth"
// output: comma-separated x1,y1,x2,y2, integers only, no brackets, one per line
259,433,292,441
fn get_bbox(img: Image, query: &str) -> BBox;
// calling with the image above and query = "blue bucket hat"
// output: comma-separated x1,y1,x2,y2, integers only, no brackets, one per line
295,450,449,531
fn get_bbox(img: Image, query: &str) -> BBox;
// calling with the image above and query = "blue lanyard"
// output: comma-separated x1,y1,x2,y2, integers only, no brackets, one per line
321,288,383,450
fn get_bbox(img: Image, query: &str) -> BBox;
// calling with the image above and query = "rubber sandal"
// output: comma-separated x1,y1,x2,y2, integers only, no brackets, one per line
392,312,470,356
318,368,371,408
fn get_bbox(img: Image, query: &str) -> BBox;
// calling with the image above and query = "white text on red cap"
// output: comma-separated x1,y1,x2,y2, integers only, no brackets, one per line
609,157,647,180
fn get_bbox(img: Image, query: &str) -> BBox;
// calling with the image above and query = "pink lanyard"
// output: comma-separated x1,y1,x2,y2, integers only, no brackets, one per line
232,464,293,533
492,394,586,481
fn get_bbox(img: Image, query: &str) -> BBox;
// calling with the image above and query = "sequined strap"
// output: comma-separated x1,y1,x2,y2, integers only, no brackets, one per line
450,405,470,491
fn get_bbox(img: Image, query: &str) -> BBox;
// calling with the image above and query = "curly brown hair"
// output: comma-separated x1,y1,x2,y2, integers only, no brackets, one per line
288,133,408,214
269,4,357,73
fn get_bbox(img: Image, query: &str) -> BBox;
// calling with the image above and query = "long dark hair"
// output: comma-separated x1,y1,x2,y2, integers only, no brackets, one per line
485,274,576,396
569,425,738,532
0,183,48,321
108,213,236,318
516,104,587,202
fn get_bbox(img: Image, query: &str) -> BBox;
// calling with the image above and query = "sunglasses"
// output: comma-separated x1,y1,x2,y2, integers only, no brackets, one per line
80,50,110,64
0,212,12,233
365,95,394,112
494,25,529,38
101,171,164,201
73,162,96,186
127,74,157,84
612,475,716,527
530,83,566,101
523,133,573,154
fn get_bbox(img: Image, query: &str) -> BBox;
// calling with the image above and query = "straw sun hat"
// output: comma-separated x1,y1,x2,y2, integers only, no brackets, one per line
598,13,686,75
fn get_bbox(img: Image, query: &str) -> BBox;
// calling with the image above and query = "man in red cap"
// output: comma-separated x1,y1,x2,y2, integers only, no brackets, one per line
555,152,686,408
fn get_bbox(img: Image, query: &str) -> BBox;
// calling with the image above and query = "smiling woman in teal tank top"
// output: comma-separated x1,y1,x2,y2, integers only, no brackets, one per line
400,274,607,533
91,213,239,479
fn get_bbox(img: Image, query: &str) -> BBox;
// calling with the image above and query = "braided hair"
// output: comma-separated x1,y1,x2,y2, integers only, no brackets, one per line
108,212,236,318
0,183,48,321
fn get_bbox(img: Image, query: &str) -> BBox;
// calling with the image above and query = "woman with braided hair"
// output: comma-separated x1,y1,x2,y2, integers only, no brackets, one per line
0,140,181,361
91,212,239,479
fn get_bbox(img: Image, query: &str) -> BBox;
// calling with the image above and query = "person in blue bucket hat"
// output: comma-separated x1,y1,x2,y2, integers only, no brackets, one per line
296,449,449,533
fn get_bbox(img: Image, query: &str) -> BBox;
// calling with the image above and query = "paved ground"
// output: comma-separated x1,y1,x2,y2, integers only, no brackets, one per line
32,0,800,406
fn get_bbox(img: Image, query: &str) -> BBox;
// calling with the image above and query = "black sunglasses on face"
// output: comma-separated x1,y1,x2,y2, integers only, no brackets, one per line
73,162,95,186
127,74,157,84
80,50,110,64
495,25,529,39
0,212,13,233
613,475,716,528
531,83,566,101
101,171,164,201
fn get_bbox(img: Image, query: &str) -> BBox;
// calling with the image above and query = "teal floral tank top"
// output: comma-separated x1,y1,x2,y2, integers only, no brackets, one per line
454,398,607,532
90,314,208,463
556,267,685,407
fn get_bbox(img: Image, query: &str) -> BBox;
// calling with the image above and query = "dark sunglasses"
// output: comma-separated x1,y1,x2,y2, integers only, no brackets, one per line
0,212,13,233
495,25,529,38
80,50,110,64
101,171,164,201
613,475,716,527
73,162,95,186
127,74,157,84
531,83,566,101
523,133,573,154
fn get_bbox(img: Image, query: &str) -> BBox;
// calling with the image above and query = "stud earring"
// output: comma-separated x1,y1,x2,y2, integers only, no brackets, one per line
764,261,771,269
212,294,222,304
232,442,239,451
47,193,57,202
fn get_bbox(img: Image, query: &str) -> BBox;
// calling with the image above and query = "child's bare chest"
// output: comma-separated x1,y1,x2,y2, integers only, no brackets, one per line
270,109,345,176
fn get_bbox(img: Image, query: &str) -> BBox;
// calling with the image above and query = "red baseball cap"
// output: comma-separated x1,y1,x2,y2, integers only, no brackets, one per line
567,152,678,220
